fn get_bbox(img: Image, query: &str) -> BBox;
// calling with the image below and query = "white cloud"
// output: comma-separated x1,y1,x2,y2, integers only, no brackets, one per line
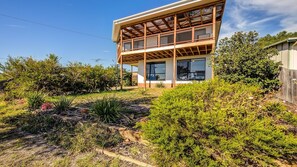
220,0,297,39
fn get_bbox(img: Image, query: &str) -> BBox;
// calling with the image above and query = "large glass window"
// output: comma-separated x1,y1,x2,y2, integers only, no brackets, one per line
177,59,206,81
146,62,166,81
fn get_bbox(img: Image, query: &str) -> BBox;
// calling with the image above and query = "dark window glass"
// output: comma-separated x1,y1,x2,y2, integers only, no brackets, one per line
146,62,166,81
177,59,206,81
177,31,192,42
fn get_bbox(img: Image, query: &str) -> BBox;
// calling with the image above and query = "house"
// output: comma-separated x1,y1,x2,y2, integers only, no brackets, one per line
112,0,226,88
266,37,297,103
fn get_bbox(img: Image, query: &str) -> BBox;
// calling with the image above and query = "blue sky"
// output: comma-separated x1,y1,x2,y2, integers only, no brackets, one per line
0,0,296,66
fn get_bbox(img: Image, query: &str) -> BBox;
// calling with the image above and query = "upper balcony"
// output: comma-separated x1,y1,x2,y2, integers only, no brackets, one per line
122,23,214,53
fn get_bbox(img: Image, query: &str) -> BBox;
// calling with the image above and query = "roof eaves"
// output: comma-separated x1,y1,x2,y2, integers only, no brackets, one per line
264,37,297,49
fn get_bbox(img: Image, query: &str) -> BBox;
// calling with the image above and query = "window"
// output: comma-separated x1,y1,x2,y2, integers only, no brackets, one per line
146,62,166,81
195,28,209,40
134,40,144,49
160,34,174,46
177,59,206,81
177,31,192,43
123,42,131,51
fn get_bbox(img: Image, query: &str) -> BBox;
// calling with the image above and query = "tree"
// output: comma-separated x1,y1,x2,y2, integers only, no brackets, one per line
258,31,297,47
215,31,281,92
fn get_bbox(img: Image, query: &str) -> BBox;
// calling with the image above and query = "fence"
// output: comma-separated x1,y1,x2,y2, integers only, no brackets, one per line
278,68,297,104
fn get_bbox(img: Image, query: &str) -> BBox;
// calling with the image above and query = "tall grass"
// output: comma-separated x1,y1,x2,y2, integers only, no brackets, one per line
27,92,45,111
90,97,122,123
53,96,74,113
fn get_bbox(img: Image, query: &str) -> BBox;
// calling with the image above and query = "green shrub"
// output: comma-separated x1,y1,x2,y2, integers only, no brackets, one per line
90,97,122,123
156,82,165,88
141,79,297,166
54,96,74,113
0,55,119,99
27,92,45,111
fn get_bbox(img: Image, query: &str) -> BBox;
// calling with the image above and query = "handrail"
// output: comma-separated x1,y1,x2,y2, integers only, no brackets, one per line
122,23,213,52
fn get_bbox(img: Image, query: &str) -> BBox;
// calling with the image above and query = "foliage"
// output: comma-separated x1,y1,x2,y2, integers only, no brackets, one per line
3,111,122,152
141,79,297,166
123,72,132,86
27,92,45,111
41,102,53,110
53,96,74,113
215,31,281,92
0,55,119,99
90,97,122,123
71,123,123,152
156,82,165,88
258,31,297,47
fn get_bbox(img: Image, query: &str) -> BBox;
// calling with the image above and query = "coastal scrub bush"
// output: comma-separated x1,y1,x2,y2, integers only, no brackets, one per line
141,79,297,166
0,55,119,99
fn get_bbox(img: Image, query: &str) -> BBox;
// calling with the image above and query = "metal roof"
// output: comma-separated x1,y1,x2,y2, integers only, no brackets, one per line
265,37,297,48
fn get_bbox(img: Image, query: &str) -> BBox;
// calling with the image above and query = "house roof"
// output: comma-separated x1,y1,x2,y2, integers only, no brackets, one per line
112,0,224,42
265,37,297,48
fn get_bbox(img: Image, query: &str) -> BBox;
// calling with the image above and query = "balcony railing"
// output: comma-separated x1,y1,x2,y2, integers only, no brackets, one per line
122,23,214,52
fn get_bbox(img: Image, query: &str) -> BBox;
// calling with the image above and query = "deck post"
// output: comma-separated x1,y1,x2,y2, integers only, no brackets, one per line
120,29,123,90
143,23,147,90
211,5,217,79
173,14,177,88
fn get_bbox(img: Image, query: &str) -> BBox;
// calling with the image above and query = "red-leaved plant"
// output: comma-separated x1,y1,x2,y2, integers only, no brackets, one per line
41,102,53,111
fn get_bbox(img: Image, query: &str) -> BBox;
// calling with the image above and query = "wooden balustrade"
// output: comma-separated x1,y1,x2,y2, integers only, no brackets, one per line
121,23,214,52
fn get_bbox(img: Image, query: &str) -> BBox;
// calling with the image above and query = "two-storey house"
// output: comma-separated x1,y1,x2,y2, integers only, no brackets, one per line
112,0,226,88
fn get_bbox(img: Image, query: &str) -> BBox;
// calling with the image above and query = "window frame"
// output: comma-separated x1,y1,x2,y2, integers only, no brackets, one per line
146,62,166,81
177,58,206,81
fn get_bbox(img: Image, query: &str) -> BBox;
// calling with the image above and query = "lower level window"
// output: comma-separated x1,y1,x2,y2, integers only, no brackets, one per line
177,59,206,81
146,62,166,81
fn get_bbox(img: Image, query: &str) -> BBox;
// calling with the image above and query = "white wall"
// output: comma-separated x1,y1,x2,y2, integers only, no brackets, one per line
272,42,297,70
138,54,212,84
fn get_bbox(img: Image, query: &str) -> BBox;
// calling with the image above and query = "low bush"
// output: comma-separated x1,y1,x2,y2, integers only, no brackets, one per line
156,82,165,88
90,97,122,123
27,92,45,111
53,96,74,113
141,79,297,166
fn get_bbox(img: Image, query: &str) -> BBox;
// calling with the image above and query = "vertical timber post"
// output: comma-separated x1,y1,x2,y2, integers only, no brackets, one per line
173,14,177,88
120,29,124,90
143,23,147,90
212,5,217,79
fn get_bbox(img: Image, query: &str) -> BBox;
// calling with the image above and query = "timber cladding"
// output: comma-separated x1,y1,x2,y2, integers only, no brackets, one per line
279,67,297,104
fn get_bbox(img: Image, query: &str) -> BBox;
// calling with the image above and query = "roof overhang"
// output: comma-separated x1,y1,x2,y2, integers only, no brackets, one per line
112,0,223,42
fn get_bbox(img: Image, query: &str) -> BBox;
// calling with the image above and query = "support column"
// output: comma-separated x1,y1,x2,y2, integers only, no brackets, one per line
211,5,217,79
120,30,123,90
130,65,133,86
143,23,147,90
173,14,177,88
